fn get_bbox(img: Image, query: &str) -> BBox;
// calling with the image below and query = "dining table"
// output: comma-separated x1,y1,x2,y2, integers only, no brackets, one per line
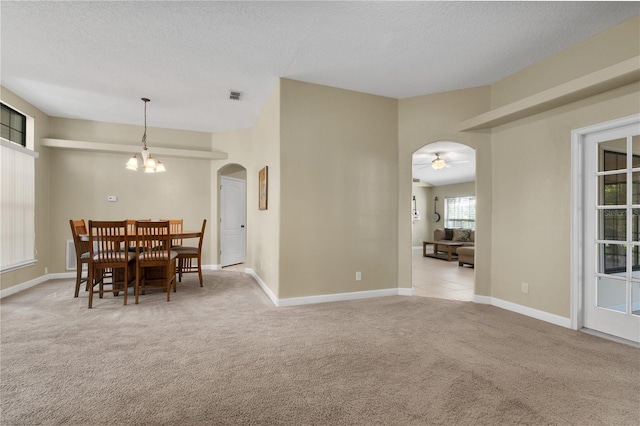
79,230,202,242
79,227,203,290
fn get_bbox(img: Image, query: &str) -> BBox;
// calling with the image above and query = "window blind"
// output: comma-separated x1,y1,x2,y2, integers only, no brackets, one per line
1,138,38,272
444,196,476,230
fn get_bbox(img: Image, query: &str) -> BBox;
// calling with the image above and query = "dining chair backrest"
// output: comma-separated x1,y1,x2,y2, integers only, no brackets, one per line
89,220,130,264
126,219,151,235
69,219,91,298
167,219,183,246
175,219,207,287
70,219,90,256
87,220,136,308
196,219,206,251
134,221,171,260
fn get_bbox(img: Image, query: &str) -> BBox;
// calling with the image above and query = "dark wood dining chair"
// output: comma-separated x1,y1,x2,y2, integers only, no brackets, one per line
69,219,91,297
160,219,183,247
174,219,206,287
134,221,177,303
87,220,136,308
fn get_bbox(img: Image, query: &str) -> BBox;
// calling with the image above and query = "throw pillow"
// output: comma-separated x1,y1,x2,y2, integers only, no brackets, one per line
444,228,454,240
452,229,471,242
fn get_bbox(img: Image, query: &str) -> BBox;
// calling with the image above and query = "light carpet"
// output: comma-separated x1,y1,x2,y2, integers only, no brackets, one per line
1,271,639,425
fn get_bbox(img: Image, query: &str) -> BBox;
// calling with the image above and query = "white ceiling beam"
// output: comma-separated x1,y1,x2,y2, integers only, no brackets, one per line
457,56,640,132
41,138,228,161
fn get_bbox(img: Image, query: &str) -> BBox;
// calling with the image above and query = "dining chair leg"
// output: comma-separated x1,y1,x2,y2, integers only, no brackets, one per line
123,267,128,306
134,268,140,304
166,270,171,302
74,265,82,298
172,260,177,292
88,268,95,309
197,257,203,287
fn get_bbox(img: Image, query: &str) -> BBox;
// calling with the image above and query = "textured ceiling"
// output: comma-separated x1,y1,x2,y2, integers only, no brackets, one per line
1,1,638,134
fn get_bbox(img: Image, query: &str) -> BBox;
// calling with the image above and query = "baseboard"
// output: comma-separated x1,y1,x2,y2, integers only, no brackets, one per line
473,295,571,329
2,263,222,299
245,268,413,307
49,272,75,280
244,268,278,305
0,274,49,299
399,287,414,296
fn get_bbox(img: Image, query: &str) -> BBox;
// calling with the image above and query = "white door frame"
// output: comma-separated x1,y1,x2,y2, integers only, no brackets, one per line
571,114,640,331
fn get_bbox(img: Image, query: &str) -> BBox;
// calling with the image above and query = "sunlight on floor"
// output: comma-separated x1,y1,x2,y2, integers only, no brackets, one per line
412,247,474,301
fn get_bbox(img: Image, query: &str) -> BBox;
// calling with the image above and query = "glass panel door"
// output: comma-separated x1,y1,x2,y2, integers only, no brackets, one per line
584,123,640,343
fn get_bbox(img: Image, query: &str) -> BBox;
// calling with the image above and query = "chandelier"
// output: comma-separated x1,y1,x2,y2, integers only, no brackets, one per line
126,98,166,173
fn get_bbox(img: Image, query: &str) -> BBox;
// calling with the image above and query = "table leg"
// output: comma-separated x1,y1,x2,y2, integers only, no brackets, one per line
423,241,427,257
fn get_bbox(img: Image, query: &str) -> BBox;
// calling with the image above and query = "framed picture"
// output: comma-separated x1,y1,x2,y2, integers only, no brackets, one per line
258,166,268,210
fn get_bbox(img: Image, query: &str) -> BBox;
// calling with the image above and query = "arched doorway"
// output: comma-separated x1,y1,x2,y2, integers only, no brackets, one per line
411,141,476,301
218,164,247,269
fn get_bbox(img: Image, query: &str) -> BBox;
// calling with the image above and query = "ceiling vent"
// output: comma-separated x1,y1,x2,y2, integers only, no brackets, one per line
229,91,242,101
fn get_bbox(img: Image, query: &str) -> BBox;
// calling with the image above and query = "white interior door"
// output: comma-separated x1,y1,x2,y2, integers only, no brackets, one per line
584,120,640,343
220,176,246,267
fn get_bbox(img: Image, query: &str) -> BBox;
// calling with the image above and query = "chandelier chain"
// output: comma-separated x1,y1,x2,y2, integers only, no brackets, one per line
142,98,148,150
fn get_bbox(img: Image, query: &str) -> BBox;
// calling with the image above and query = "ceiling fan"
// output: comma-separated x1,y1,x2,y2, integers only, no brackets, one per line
413,152,469,170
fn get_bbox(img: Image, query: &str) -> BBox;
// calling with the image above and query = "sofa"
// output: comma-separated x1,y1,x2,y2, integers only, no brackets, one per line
457,246,475,267
433,228,475,251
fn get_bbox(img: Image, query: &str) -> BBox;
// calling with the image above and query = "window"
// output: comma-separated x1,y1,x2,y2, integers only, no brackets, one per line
1,103,26,147
0,102,37,272
444,196,475,229
600,149,640,274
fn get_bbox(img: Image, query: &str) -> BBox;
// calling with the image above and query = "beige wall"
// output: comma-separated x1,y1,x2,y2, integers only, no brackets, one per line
47,118,213,273
3,14,639,320
248,82,281,296
398,87,493,295
0,87,51,290
279,79,399,298
490,82,640,317
411,185,429,246
483,15,640,317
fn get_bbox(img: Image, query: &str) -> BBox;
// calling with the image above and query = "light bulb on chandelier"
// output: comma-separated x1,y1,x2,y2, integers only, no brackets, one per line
126,98,166,173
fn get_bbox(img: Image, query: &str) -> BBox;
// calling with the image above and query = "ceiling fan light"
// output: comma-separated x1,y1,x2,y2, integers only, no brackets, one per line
432,158,445,170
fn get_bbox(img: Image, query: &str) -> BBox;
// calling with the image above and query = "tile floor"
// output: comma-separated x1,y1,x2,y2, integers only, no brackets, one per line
221,263,246,272
412,247,474,301
225,256,474,302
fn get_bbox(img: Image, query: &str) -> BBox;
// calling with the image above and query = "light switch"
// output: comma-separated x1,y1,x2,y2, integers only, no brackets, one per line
107,195,117,202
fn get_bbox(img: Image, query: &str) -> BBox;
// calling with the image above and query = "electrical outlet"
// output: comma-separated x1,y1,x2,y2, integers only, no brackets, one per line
356,271,362,281
44,267,48,275
107,195,117,202
521,282,529,294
